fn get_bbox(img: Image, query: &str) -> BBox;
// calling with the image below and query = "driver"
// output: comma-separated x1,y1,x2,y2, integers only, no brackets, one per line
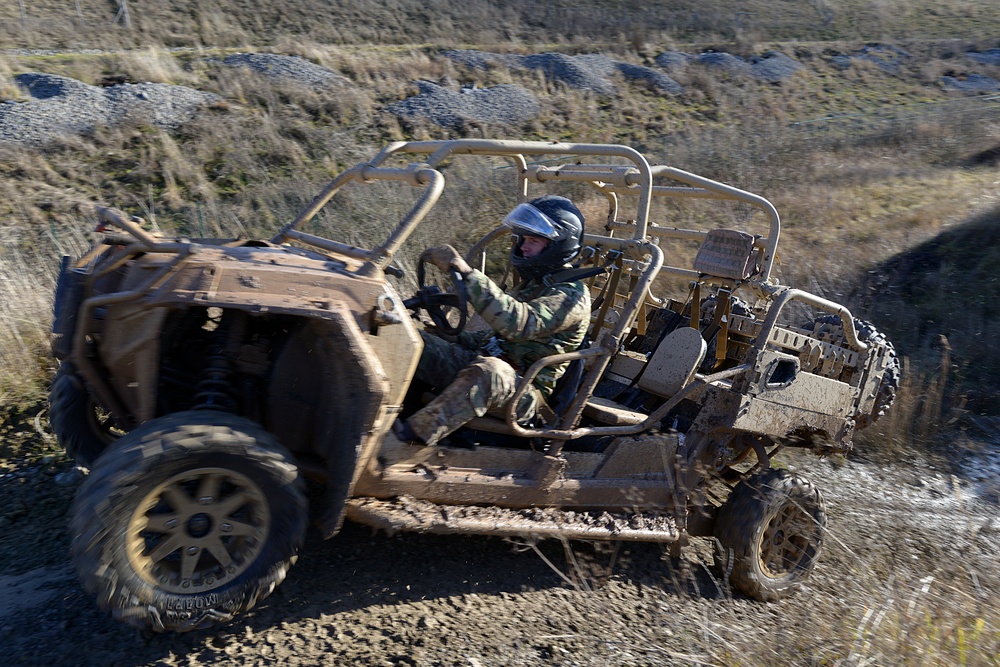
396,195,591,446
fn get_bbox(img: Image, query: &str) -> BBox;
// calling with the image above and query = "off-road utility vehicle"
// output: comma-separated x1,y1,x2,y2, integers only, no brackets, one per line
51,139,899,632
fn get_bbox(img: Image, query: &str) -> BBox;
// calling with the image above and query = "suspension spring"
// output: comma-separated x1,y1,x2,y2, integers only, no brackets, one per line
192,349,237,411
192,310,248,412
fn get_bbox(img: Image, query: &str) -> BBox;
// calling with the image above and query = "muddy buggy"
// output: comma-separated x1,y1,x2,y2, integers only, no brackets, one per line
51,139,899,632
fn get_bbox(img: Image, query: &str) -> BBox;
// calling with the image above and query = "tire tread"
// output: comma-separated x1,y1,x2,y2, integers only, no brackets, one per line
70,410,307,632
713,468,826,602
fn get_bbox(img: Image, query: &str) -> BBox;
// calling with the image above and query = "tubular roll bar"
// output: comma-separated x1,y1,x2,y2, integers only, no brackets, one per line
755,285,868,353
96,207,192,254
268,139,655,276
271,165,445,276
268,140,784,279
262,138,868,401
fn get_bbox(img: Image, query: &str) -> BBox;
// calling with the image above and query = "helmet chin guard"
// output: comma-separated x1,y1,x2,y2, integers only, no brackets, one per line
507,195,584,281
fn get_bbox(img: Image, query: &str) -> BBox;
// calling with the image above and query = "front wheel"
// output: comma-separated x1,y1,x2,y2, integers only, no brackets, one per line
70,411,307,632
713,468,826,601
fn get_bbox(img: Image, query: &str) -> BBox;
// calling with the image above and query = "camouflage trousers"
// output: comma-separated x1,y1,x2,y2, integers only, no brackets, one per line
406,330,543,446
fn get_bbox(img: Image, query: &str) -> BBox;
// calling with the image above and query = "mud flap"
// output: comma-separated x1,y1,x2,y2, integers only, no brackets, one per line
311,309,391,538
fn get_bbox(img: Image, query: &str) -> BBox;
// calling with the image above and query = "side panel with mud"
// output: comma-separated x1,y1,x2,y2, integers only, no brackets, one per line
267,308,396,536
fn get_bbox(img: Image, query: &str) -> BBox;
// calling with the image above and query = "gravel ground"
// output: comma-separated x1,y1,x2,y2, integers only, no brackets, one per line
0,430,996,666
0,73,218,147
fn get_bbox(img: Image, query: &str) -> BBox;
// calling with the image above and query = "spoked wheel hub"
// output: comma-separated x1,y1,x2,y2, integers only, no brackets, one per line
713,467,827,601
757,504,813,577
126,467,271,594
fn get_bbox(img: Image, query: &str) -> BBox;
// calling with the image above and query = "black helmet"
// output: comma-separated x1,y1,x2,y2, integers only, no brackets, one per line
504,195,584,281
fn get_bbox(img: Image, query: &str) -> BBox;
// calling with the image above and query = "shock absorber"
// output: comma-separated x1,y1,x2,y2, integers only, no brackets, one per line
192,310,248,411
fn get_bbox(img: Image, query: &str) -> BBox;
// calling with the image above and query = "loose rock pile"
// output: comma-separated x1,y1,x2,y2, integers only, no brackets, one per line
655,50,804,81
942,73,1000,92
444,50,683,94
387,81,539,130
1,72,218,146
221,53,351,88
966,49,1000,66
830,43,912,73
2,44,998,142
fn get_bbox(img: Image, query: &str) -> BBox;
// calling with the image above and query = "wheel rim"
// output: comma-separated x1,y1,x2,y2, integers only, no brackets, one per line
126,467,271,594
756,503,815,578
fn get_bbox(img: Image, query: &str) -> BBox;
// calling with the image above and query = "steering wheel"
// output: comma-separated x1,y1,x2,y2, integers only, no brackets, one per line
402,257,469,336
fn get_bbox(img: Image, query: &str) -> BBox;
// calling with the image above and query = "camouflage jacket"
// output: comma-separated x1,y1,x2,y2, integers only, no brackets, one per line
457,269,591,396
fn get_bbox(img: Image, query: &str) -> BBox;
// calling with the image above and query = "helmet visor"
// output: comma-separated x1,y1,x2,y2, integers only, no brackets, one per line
502,203,560,239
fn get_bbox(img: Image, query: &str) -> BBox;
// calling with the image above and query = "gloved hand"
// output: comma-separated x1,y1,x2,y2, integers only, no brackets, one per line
420,245,472,275
426,325,460,344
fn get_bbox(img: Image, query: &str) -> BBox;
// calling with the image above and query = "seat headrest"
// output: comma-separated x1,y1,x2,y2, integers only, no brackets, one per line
693,229,759,280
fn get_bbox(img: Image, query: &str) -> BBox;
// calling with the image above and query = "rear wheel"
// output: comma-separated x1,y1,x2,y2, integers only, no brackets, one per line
713,468,826,601
70,410,307,632
801,315,900,428
49,362,119,467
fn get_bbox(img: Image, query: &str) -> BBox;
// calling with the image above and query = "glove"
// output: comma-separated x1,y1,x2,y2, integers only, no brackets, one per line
420,245,472,275
426,325,460,344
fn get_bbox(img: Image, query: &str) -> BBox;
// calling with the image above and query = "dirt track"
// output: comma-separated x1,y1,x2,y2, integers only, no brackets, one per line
0,441,996,666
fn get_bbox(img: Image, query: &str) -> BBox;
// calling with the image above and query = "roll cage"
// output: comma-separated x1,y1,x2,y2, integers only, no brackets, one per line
97,139,870,446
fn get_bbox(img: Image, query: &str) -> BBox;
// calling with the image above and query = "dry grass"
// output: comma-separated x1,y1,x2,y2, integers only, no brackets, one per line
0,56,29,101
0,217,91,402
1,39,998,414
2,1,1000,50
110,47,202,86
855,338,959,460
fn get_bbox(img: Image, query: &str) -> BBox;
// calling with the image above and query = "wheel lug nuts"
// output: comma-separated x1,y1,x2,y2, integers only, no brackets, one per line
165,519,178,528
221,523,232,533
187,546,199,555
198,496,214,505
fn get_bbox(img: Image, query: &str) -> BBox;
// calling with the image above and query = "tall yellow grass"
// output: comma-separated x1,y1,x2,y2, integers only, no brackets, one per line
0,221,90,401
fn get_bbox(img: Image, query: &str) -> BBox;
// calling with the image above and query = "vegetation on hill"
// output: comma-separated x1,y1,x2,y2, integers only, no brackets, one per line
2,1,1000,49
0,3,997,439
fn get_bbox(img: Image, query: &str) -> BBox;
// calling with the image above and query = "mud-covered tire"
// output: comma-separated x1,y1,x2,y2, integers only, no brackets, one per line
802,315,900,429
70,410,307,633
49,362,119,467
713,468,826,602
